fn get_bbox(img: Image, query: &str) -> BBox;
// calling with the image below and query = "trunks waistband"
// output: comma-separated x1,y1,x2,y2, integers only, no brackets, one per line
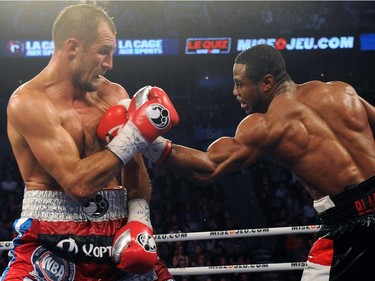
21,188,128,222
313,174,375,225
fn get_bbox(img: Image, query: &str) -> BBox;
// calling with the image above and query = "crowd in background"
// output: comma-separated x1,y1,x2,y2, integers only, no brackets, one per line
0,2,364,40
0,1,373,280
148,163,319,281
0,94,321,281
0,155,319,281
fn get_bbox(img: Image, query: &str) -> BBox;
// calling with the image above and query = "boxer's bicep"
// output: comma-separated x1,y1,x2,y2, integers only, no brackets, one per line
206,136,250,175
207,115,268,175
9,96,81,183
31,124,81,184
166,115,269,183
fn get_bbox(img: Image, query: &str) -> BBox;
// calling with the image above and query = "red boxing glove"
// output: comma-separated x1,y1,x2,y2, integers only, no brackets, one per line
106,86,179,164
141,136,172,165
154,259,174,281
96,99,130,143
127,86,179,143
112,221,158,275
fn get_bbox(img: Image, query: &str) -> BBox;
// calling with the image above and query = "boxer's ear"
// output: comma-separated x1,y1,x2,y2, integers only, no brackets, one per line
260,74,274,92
66,38,80,59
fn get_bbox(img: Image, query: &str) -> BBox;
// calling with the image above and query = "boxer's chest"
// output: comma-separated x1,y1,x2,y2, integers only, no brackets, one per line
61,100,105,157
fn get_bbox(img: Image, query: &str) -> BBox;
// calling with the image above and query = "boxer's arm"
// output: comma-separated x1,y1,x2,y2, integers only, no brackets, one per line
121,153,152,229
163,113,270,184
121,153,151,202
359,96,375,138
7,85,127,203
113,152,157,275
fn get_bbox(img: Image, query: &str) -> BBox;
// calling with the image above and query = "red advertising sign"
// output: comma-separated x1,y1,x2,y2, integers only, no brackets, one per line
186,37,231,54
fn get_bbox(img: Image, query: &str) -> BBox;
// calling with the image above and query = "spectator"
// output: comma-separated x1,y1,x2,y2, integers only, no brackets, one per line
0,221,10,242
0,251,9,274
0,173,17,193
173,244,190,268
189,243,206,266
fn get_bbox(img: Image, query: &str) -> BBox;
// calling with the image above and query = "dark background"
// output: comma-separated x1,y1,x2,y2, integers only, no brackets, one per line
0,2,374,279
1,0,374,149
1,1,374,97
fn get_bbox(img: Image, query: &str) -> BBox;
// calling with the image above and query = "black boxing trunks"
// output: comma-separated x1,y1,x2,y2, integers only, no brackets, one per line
301,175,375,281
1,188,174,281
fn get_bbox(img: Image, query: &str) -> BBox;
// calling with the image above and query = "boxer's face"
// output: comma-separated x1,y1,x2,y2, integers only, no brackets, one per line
72,21,116,92
233,63,262,114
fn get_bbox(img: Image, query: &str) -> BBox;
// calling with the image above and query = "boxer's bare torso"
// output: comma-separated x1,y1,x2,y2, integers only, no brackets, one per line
165,67,375,200
7,75,126,193
258,80,375,199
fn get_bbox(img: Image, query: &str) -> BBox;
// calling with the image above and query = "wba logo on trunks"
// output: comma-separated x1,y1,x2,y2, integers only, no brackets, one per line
354,191,375,215
30,246,75,281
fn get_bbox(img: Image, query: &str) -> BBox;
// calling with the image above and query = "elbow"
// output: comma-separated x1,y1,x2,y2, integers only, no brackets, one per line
188,164,220,185
193,173,217,186
58,173,103,204
59,178,97,204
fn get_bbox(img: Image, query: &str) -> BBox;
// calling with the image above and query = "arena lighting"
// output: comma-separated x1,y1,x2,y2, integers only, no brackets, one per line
185,37,232,54
1,34,360,58
236,35,355,51
360,33,375,51
116,38,179,55
0,38,179,58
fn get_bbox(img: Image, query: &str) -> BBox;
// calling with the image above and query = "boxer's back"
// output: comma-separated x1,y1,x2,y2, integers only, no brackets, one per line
266,81,375,199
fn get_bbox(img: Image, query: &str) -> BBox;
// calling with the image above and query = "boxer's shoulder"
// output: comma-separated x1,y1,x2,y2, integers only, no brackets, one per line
96,76,129,105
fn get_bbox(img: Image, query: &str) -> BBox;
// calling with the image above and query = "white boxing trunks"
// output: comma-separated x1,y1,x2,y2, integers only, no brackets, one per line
0,188,169,281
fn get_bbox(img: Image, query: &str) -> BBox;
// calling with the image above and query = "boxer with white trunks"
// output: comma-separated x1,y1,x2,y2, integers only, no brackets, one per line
2,188,173,281
4,3,177,280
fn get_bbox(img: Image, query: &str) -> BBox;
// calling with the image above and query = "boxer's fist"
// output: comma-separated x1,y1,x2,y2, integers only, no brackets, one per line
97,99,131,143
127,86,179,143
112,221,158,275
106,86,179,164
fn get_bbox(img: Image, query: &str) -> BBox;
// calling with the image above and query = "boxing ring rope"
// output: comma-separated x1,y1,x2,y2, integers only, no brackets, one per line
0,225,321,275
168,262,308,275
154,224,321,242
156,224,320,275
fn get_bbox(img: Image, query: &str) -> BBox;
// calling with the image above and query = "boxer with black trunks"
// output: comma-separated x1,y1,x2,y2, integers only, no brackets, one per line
2,3,177,281
143,45,375,280
304,175,375,280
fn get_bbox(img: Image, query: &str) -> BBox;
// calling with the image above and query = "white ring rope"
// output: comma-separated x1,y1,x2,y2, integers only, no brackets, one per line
154,224,320,242
168,262,308,275
0,225,320,275
0,225,321,250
